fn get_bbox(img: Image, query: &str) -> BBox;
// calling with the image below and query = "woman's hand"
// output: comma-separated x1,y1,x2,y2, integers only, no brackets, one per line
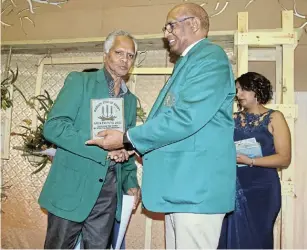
236,154,253,165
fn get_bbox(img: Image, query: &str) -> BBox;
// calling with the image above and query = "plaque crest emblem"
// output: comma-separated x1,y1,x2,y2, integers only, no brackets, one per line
98,102,118,121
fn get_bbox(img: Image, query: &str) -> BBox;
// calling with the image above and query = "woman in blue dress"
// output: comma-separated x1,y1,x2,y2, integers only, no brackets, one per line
218,72,291,249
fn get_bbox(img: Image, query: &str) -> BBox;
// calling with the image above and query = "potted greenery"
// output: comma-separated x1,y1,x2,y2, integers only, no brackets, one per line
136,97,146,124
11,90,55,174
1,68,18,110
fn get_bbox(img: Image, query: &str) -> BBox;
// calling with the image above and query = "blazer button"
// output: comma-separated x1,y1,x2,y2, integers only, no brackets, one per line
99,178,103,182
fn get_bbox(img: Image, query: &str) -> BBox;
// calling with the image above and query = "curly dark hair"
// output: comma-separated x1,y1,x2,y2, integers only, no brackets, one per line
236,72,273,109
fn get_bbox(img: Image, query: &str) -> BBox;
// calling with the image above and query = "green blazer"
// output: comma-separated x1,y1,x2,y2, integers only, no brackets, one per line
38,69,138,222
129,39,236,214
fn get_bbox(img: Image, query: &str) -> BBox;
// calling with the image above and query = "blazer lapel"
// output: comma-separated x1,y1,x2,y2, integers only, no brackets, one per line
95,69,110,98
148,55,187,119
123,91,131,130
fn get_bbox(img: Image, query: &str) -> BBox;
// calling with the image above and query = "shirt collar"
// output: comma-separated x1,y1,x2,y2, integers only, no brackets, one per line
103,67,128,97
181,38,205,56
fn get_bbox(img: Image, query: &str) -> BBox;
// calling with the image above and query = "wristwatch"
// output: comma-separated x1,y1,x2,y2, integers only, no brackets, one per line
123,131,135,151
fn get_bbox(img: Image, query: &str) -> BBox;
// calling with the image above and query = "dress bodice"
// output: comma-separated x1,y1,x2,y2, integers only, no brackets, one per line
234,109,276,157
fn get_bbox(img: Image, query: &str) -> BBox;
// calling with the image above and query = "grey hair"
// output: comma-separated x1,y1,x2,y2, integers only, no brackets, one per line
103,30,138,54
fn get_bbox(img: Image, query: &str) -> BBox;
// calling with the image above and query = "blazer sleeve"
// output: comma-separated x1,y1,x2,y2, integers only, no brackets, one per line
128,55,234,155
122,96,139,192
122,155,139,193
43,72,107,164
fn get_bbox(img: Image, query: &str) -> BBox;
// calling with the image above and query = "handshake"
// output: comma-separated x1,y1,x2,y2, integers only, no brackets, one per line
85,130,135,163
107,149,135,163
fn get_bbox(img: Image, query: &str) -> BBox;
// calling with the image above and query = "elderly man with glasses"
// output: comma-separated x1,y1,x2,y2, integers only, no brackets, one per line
87,3,236,249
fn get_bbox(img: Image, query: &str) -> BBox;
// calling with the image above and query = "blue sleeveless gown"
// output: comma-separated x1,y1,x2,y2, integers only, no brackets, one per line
218,110,281,249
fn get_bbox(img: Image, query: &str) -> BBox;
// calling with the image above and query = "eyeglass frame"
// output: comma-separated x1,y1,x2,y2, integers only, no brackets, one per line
162,16,195,33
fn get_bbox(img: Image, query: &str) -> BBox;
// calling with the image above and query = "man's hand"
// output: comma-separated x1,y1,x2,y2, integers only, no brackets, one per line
85,130,124,150
127,187,141,210
108,149,129,162
108,149,136,162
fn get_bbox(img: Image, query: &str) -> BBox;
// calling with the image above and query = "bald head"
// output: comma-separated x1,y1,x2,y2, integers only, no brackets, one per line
169,3,209,33
164,3,210,55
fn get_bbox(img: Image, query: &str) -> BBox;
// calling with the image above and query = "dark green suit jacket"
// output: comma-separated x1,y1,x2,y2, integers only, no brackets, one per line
38,69,138,222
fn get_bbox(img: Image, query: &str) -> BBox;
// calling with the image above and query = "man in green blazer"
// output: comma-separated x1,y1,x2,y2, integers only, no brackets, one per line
87,3,236,249
39,30,140,249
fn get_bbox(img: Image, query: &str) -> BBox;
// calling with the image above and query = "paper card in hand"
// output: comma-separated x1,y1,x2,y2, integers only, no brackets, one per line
235,138,263,167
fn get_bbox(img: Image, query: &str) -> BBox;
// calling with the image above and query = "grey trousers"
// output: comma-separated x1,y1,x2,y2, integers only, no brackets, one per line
44,166,117,249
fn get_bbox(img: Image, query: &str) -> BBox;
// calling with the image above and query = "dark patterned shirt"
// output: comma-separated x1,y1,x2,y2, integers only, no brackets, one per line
103,68,128,169
103,67,128,98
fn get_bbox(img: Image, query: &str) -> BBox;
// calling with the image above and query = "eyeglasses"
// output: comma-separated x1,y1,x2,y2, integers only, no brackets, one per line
162,16,195,33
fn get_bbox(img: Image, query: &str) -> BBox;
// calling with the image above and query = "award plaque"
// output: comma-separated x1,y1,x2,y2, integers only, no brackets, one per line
91,98,125,139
